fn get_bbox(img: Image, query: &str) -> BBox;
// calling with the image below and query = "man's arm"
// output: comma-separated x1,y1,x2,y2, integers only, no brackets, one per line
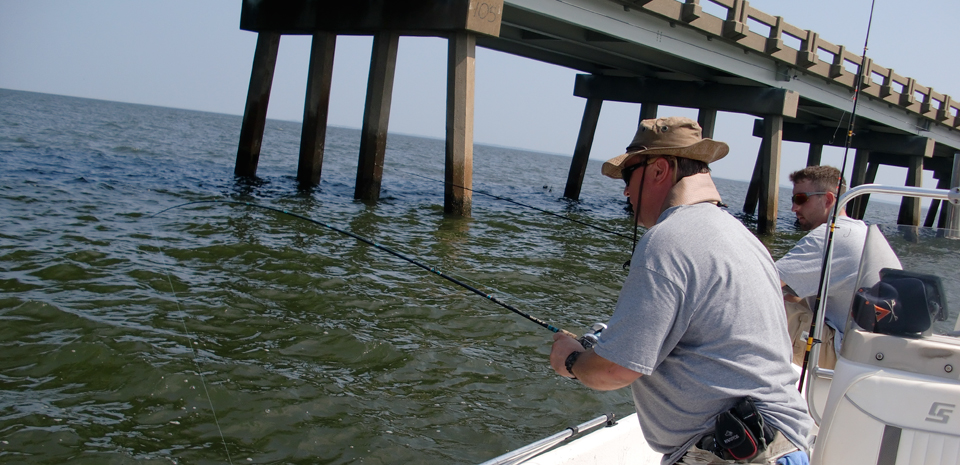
775,231,826,302
549,333,642,391
781,280,803,303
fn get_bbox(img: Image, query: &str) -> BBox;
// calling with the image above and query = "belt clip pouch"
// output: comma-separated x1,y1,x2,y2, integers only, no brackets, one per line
733,397,774,449
714,410,759,461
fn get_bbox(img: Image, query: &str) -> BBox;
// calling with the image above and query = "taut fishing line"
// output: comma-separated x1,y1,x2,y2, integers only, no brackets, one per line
150,200,578,338
147,221,234,464
798,0,878,392
395,169,633,240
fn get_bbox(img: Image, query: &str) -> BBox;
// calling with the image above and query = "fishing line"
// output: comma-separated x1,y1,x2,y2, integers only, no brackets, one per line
395,168,633,240
147,221,234,464
799,0,877,392
151,200,578,338
622,157,649,270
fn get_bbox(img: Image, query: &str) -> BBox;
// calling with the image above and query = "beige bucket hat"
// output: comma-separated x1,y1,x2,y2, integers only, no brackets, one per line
601,116,729,179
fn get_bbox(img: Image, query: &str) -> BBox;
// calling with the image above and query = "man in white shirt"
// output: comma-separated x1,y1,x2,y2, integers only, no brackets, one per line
776,166,867,368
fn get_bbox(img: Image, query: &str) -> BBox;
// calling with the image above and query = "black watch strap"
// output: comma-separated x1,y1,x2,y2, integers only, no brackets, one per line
564,351,582,379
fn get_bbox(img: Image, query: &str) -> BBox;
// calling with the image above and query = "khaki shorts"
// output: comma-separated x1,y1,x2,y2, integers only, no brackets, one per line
785,300,837,369
678,432,800,464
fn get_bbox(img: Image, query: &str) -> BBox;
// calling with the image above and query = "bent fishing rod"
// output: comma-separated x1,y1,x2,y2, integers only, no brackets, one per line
151,199,581,339
798,0,877,392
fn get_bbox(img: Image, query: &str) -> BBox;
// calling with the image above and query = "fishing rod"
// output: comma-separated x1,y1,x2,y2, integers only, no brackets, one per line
151,199,582,339
396,169,633,240
798,0,877,392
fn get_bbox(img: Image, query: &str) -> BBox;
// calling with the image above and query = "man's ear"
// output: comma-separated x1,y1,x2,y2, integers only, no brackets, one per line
650,157,673,183
824,191,837,209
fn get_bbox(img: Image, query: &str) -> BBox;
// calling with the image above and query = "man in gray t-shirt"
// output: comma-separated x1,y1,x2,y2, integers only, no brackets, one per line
550,117,813,464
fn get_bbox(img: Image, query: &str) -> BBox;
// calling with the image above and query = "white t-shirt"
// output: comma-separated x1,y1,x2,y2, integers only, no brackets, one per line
776,216,868,344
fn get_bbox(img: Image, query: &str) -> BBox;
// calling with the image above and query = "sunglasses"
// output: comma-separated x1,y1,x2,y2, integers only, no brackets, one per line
791,192,828,205
621,163,645,187
621,157,657,186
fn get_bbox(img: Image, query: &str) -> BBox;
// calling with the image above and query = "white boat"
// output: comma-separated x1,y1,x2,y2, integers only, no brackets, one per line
481,184,960,465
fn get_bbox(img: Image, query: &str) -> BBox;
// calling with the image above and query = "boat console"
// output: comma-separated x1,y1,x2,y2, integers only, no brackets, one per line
809,185,960,464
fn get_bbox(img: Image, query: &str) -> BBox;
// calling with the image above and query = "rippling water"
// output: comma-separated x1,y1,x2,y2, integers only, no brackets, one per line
0,88,905,464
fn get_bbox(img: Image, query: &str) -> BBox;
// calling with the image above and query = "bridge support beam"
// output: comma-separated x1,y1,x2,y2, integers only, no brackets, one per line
743,116,784,234
574,75,798,117
355,32,400,203
806,144,823,167
759,122,936,156
298,33,337,186
235,32,281,178
848,149,871,219
445,31,476,216
855,160,880,219
697,108,717,139
897,155,924,226
639,103,659,121
564,98,603,201
743,146,762,216
924,175,951,228
562,99,661,202
757,115,783,234
945,153,960,237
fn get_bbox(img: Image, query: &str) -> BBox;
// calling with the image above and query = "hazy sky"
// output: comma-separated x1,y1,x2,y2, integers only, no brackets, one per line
2,0,957,187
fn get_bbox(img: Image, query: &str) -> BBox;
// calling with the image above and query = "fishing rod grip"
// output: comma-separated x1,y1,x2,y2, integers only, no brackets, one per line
559,329,578,339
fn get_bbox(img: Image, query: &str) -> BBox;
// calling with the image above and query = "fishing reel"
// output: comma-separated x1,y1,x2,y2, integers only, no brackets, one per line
578,322,607,349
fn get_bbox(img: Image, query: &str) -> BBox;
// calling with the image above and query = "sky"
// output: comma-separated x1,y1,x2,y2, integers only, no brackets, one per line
2,0,958,188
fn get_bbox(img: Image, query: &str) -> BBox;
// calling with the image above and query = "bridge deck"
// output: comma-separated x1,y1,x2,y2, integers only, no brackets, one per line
488,0,960,157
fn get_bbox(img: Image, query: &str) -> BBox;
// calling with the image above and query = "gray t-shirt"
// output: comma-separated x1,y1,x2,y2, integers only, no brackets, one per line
594,203,813,462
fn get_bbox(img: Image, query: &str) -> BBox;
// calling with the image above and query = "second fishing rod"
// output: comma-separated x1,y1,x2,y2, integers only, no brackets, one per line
153,200,607,346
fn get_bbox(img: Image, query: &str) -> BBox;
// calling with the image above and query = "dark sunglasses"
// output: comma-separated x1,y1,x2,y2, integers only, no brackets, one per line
621,163,645,187
791,191,828,205
621,157,657,186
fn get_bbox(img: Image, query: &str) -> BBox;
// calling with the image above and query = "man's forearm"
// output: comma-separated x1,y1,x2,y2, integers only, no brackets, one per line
570,350,642,391
781,281,803,303
550,333,643,390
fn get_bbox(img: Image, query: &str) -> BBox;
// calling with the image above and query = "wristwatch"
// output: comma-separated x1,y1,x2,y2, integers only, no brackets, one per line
564,351,582,379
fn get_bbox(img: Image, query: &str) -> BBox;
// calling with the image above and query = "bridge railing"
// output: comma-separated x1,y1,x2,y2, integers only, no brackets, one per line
612,0,959,130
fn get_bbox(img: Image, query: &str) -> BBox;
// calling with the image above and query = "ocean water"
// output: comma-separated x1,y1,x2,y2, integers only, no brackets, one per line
0,88,912,464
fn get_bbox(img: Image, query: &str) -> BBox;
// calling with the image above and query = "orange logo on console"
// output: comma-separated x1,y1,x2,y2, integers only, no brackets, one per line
874,305,892,321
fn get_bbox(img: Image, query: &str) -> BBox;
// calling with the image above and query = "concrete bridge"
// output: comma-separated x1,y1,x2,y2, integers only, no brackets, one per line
233,0,960,234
